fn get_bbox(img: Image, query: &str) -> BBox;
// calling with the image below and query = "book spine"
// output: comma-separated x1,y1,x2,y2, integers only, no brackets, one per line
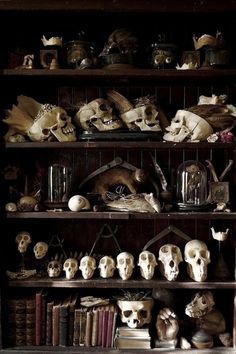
6,299,16,347
52,305,60,346
35,292,42,346
91,309,98,346
46,301,54,345
59,305,69,347
73,309,81,346
26,297,36,346
15,298,26,346
85,309,93,347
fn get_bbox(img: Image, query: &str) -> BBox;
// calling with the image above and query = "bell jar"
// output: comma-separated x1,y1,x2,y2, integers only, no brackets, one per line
176,160,209,211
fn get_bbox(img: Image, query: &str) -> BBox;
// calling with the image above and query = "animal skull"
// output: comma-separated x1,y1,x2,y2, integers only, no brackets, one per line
116,252,134,280
63,258,78,279
138,250,157,280
158,244,183,281
33,241,49,259
121,105,161,131
184,240,210,282
163,110,213,142
117,299,154,328
75,98,123,132
79,255,96,279
98,256,116,278
15,231,32,253
29,106,76,142
185,291,215,318
47,259,62,278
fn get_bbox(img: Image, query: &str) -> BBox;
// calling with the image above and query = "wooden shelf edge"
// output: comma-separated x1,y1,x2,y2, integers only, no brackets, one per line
4,211,236,220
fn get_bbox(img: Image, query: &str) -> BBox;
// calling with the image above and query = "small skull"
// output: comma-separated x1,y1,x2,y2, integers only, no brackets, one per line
158,244,183,281
79,256,96,279
185,291,215,318
116,252,134,280
98,256,116,278
15,231,32,253
33,241,49,259
138,250,157,280
121,105,161,131
117,298,154,328
75,98,123,132
184,239,210,282
63,258,78,279
47,259,62,278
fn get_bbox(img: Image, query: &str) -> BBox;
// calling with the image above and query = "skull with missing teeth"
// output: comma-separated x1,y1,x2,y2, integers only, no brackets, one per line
121,105,161,131
75,98,123,132
117,298,154,328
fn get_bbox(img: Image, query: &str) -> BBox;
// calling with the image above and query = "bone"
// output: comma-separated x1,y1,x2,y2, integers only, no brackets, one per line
205,159,219,182
219,159,233,181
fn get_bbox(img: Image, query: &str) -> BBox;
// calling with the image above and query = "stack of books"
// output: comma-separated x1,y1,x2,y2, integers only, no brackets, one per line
114,326,151,349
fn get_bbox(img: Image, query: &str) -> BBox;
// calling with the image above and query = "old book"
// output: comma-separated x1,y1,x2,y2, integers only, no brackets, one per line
46,300,54,345
73,308,81,346
101,306,110,347
91,308,99,347
114,336,151,349
25,296,36,346
35,289,47,346
85,309,93,347
68,293,79,346
106,305,118,347
59,304,69,347
111,310,118,347
15,297,26,346
6,298,16,347
79,308,87,346
116,326,150,337
52,300,61,346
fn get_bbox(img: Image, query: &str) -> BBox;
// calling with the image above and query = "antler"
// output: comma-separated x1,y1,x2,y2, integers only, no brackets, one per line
205,159,219,182
219,159,234,181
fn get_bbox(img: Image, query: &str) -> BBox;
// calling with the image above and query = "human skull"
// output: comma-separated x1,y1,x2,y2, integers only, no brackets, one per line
116,252,134,280
184,240,210,282
28,105,76,142
33,241,49,259
15,231,32,253
163,110,213,142
47,259,62,278
138,250,157,280
158,244,183,281
79,256,96,279
121,105,161,131
117,298,154,328
75,98,123,132
63,258,78,279
98,256,116,278
185,291,215,318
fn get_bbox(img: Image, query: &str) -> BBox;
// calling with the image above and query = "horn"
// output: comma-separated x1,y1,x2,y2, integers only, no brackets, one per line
107,89,134,113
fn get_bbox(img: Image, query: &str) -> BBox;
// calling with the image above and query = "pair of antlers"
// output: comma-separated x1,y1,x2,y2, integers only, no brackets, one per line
205,159,233,182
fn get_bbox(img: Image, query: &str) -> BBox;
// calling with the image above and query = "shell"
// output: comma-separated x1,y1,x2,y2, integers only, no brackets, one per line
68,195,90,211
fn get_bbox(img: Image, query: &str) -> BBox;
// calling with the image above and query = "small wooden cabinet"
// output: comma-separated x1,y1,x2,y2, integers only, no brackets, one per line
0,1,236,353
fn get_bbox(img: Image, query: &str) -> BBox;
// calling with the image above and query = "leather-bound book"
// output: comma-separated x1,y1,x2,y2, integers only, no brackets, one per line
79,308,87,346
35,289,47,346
26,296,36,346
85,309,93,347
59,304,69,347
46,300,54,346
6,298,16,347
73,308,81,346
91,308,99,346
15,297,26,346
52,301,61,346
68,293,79,346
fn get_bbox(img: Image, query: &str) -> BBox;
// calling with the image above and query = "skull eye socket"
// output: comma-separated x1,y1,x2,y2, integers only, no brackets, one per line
172,247,178,254
60,113,68,121
71,263,76,268
99,103,109,111
141,254,147,261
119,259,124,265
136,118,143,123
100,259,106,264
23,235,29,241
42,128,50,135
123,310,132,318
64,262,69,267
144,107,153,116
140,310,148,318
161,246,169,253
200,250,207,258
188,251,196,258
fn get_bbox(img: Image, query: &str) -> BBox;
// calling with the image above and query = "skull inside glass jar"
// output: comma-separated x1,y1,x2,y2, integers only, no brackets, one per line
15,231,32,253
98,256,116,278
117,298,154,328
138,250,157,280
79,256,96,279
116,252,134,280
158,244,183,281
184,240,210,282
75,98,123,132
176,160,208,211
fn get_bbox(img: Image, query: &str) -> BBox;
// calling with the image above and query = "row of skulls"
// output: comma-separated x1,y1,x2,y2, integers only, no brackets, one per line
15,231,210,282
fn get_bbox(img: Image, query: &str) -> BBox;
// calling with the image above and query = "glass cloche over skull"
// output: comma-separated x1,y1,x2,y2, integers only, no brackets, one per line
176,160,208,211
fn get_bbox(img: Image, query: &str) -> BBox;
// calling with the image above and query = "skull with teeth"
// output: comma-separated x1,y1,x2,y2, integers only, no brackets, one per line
79,255,96,279
15,231,32,253
116,252,134,280
138,250,157,280
63,257,79,279
75,98,123,132
184,239,210,282
117,298,154,328
121,105,161,131
98,255,116,278
47,259,63,278
158,244,183,281
33,241,49,259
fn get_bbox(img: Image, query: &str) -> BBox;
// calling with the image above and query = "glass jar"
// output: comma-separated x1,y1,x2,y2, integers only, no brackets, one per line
47,164,72,208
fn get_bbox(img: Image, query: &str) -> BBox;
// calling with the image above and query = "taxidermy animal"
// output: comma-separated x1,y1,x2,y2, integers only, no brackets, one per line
92,167,148,200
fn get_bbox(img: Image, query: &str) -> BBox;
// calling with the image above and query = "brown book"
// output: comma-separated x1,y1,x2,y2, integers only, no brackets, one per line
6,298,16,347
101,306,110,347
73,308,81,346
68,293,79,346
26,296,36,346
46,300,54,345
79,308,87,346
106,305,117,348
15,297,26,346
97,306,104,347
59,304,69,347
35,289,47,346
